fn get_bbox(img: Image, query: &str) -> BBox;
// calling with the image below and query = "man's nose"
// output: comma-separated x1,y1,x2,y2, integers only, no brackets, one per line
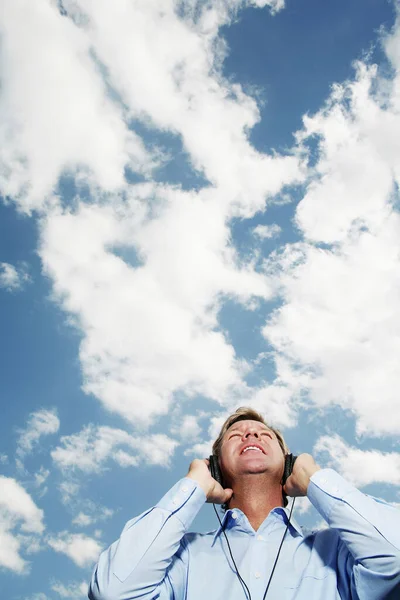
243,430,259,439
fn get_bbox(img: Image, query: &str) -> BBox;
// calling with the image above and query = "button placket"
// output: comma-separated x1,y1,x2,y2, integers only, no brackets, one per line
248,531,268,596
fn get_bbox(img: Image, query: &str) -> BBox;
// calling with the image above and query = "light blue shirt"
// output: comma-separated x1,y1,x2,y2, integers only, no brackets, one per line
89,469,400,599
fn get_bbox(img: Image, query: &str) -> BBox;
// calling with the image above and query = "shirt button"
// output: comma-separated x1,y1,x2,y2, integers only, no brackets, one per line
231,512,238,520
257,535,264,541
172,496,179,505
320,478,327,484
254,572,261,579
181,486,188,493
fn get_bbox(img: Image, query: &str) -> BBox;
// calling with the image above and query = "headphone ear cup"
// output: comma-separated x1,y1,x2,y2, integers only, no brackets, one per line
209,455,224,487
282,454,297,485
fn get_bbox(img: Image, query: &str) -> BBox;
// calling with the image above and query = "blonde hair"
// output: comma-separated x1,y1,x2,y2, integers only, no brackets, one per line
212,406,288,457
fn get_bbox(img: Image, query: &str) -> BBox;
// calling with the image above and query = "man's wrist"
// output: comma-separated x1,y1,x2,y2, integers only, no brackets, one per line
303,466,320,494
186,472,212,498
306,465,321,479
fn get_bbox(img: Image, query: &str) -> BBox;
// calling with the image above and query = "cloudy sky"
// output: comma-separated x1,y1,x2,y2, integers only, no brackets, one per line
1,0,400,598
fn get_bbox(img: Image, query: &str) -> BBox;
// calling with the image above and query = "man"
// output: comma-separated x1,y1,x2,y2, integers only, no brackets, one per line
89,407,400,600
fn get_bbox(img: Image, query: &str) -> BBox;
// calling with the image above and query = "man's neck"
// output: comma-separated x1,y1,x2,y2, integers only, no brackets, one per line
227,474,284,531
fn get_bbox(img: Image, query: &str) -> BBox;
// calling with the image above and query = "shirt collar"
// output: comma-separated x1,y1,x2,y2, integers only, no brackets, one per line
211,505,303,545
211,508,231,545
273,505,303,537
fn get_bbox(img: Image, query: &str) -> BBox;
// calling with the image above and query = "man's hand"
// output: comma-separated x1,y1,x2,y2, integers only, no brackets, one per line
186,459,233,504
283,453,321,497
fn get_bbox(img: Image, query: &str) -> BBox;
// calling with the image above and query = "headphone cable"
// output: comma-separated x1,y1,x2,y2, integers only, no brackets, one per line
262,498,295,600
213,503,252,600
212,498,296,600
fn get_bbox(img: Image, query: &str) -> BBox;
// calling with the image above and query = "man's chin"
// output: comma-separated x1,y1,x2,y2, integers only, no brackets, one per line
241,465,269,475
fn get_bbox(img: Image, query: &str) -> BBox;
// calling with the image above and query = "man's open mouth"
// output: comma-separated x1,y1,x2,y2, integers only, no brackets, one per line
240,445,264,454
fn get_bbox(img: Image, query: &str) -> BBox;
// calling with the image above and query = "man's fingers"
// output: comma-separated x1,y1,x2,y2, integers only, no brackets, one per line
223,488,233,503
205,484,233,505
215,486,233,505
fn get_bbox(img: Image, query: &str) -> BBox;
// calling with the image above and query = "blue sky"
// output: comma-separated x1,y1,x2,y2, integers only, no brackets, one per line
1,1,400,598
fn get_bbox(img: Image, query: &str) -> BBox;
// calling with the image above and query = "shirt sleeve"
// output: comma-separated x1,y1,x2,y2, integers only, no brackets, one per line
89,478,206,600
307,468,400,600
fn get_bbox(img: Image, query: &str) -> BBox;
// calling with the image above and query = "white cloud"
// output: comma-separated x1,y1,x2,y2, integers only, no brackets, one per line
34,467,50,488
58,480,80,505
72,505,113,528
48,531,102,568
292,496,312,515
0,262,29,291
244,382,298,429
69,0,300,214
51,424,178,472
262,15,400,436
58,478,115,528
51,580,88,599
0,477,44,534
0,525,27,573
71,513,93,527
6,0,301,430
17,533,43,555
314,434,400,488
8,0,400,448
33,467,51,497
0,476,44,573
40,193,274,426
253,224,282,239
0,0,298,215
17,408,60,462
0,0,154,213
178,0,285,28
172,414,202,441
185,440,214,458
185,411,237,457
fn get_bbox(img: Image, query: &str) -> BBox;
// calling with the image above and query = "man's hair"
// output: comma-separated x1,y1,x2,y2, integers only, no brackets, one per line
211,406,289,457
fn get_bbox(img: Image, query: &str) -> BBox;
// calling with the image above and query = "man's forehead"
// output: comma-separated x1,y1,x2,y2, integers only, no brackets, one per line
227,419,272,433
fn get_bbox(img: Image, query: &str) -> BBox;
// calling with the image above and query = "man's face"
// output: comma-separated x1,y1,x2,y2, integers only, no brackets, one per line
219,419,285,486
